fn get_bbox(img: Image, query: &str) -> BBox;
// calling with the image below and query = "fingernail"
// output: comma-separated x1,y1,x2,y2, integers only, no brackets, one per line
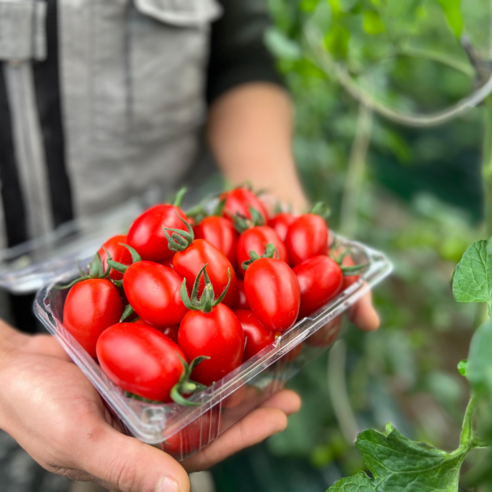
156,476,179,492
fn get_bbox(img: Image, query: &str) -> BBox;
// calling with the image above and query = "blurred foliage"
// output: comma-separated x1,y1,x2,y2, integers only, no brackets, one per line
262,0,492,490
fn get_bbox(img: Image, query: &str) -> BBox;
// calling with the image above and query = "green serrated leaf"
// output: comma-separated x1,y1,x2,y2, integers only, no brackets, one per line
363,11,385,34
355,424,466,491
467,319,492,394
452,240,492,312
327,471,376,491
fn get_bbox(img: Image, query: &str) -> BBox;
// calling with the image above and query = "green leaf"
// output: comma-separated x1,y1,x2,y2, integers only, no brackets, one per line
327,471,376,491
363,11,385,34
457,359,468,377
301,0,320,12
437,0,463,38
265,28,303,61
467,319,492,394
324,25,351,60
328,423,469,491
452,240,492,312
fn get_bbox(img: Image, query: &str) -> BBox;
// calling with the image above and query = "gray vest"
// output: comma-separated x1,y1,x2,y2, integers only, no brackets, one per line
0,0,221,249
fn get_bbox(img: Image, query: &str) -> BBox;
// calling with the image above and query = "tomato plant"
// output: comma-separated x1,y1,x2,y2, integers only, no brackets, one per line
178,265,244,386
243,244,300,332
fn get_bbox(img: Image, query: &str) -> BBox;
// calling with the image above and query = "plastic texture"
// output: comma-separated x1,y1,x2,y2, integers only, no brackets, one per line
34,235,392,461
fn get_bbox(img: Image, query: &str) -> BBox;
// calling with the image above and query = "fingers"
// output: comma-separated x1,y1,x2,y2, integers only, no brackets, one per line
182,407,287,472
74,424,190,492
23,335,72,361
183,389,301,472
259,389,301,415
349,290,380,331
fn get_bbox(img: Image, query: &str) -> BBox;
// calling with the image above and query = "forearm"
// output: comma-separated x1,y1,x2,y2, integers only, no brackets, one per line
207,82,308,212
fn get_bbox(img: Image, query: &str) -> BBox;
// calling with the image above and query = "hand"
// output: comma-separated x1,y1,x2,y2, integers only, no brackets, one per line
0,328,301,492
350,290,380,332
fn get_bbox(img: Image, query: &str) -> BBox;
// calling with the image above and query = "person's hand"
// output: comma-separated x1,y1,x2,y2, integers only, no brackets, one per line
0,328,301,492
350,290,380,331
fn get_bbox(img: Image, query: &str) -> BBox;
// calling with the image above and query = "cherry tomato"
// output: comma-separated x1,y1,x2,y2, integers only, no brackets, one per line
236,226,288,277
234,309,276,361
63,279,123,358
127,204,188,262
222,187,268,223
293,255,343,319
162,409,219,457
123,261,187,328
285,214,329,266
244,257,300,332
178,304,244,386
305,316,342,348
134,319,179,343
159,257,175,269
268,212,296,242
98,235,132,281
233,279,250,309
193,216,238,267
97,323,187,402
173,239,237,308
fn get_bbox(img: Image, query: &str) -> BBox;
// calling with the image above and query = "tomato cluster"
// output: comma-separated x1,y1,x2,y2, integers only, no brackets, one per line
61,186,364,406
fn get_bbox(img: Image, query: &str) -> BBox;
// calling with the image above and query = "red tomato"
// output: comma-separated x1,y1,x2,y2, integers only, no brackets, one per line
178,304,244,386
236,226,288,277
234,309,276,361
233,279,250,309
63,279,123,358
193,216,238,267
285,214,329,266
268,213,296,242
173,239,237,308
159,257,174,269
134,319,179,343
222,187,268,223
98,235,132,281
97,323,187,402
305,316,342,348
127,204,188,262
244,258,300,332
162,409,219,457
293,256,343,319
123,262,187,328
342,255,360,289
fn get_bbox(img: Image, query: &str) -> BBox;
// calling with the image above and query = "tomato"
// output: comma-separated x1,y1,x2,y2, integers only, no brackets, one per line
123,261,187,328
244,256,300,332
221,384,247,408
134,319,179,343
162,409,219,457
63,279,123,358
268,212,296,242
127,204,188,262
233,279,250,309
293,255,343,319
179,303,244,386
193,216,238,267
222,187,268,223
96,323,187,402
236,226,288,277
159,257,175,269
234,309,275,361
285,213,329,267
173,239,237,308
98,235,132,281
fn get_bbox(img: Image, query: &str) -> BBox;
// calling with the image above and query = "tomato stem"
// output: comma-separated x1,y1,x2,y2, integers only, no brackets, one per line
120,304,134,323
170,355,210,407
173,187,187,208
163,214,194,252
241,243,278,270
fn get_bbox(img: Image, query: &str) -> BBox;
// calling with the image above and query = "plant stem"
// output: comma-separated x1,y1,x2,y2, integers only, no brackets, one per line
340,104,373,238
458,394,479,451
482,96,492,237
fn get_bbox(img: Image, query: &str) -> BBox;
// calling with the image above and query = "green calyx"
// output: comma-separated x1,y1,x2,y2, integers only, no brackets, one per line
170,355,210,406
241,243,278,271
331,249,368,277
230,206,265,233
56,252,111,289
107,244,141,274
163,213,195,253
181,264,231,314
120,304,135,322
310,202,331,222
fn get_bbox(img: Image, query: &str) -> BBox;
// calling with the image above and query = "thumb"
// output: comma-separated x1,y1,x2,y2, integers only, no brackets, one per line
77,423,190,492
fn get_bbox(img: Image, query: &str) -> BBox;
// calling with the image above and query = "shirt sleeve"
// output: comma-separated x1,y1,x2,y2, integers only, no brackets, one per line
206,0,285,105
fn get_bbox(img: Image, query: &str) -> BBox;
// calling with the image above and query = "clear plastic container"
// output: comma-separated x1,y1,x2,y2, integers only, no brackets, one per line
33,235,392,461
